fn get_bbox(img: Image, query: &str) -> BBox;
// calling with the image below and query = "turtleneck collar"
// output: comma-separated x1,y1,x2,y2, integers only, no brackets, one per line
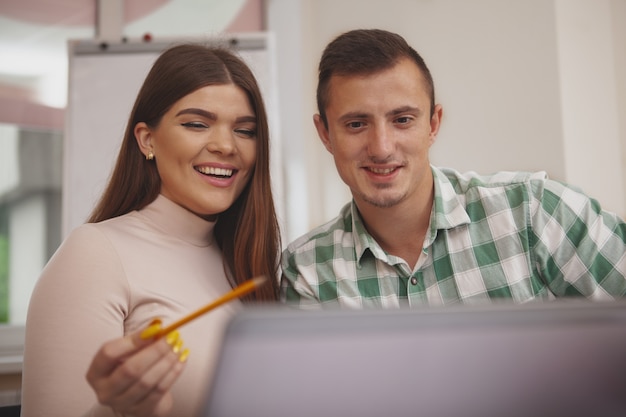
137,194,217,247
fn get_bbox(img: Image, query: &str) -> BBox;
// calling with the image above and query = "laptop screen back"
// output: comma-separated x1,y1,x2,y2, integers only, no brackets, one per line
203,301,626,417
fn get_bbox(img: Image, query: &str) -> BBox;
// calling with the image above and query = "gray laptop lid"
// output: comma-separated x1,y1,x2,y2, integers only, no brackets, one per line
203,300,626,417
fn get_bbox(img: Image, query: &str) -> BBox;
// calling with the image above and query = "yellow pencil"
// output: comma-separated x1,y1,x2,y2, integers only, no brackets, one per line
149,276,267,338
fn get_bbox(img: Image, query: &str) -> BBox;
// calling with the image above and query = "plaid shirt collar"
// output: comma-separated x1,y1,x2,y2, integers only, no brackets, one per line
351,166,471,266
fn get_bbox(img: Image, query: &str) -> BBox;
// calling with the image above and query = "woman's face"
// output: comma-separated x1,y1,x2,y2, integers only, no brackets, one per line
135,84,257,220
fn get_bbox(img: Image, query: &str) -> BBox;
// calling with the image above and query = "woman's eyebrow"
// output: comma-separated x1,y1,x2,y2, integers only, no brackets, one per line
175,108,256,124
175,108,217,120
235,115,257,124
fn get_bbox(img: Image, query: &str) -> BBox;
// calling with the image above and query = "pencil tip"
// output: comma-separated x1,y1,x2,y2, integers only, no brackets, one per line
252,275,268,287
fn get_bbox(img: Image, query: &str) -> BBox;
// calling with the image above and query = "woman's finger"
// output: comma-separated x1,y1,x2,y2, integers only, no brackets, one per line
105,332,183,406
85,325,190,417
86,319,163,383
122,351,188,417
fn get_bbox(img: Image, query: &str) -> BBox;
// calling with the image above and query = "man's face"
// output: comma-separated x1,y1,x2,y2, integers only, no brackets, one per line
314,58,442,211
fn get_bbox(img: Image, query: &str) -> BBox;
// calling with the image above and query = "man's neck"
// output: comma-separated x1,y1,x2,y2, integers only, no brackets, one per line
356,185,434,269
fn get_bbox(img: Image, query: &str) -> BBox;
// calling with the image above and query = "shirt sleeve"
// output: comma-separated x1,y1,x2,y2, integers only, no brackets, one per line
530,178,626,298
21,224,130,417
280,247,323,308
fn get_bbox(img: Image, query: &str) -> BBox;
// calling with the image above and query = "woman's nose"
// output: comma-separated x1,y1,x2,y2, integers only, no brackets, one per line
206,128,236,154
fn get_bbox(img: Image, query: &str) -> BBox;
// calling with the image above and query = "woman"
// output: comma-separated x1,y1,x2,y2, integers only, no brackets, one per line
21,43,281,417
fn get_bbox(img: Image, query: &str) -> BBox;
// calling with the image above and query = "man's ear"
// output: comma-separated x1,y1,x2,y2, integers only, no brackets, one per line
134,122,154,158
313,114,333,154
428,104,443,146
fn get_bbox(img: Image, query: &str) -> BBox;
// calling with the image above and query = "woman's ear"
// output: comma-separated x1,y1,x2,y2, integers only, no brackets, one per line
134,122,154,158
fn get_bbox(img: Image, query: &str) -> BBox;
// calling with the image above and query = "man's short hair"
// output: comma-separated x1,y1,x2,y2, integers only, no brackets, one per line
316,29,436,127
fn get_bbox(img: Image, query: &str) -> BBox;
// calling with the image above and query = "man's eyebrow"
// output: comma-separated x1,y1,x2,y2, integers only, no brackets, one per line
386,106,422,117
338,106,423,122
338,112,371,122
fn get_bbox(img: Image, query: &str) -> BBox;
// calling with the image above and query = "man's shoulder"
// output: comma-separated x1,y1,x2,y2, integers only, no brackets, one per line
435,166,549,191
284,202,353,255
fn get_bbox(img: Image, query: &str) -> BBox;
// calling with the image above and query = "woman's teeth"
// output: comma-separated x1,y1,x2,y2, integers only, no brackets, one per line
196,166,234,177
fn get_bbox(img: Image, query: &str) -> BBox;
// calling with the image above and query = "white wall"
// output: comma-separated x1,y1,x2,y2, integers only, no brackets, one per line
612,0,626,212
556,0,625,215
9,195,46,324
268,0,626,243
0,125,19,195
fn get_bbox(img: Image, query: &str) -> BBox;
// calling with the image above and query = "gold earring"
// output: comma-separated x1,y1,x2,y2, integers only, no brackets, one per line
146,151,154,161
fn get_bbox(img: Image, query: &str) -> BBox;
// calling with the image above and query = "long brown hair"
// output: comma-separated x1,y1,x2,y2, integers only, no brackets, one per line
88,43,280,302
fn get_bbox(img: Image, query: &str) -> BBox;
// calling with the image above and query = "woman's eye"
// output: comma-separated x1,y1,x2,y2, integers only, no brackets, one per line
181,122,207,129
235,129,256,138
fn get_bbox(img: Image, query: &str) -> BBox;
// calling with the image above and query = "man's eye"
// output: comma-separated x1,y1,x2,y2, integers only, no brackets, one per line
395,117,411,124
347,121,364,129
181,122,207,129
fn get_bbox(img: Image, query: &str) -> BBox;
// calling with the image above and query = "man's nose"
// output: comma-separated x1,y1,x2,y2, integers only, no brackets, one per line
367,123,394,159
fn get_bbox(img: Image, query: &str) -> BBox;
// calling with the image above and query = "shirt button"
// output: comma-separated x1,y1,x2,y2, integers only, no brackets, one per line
410,277,418,285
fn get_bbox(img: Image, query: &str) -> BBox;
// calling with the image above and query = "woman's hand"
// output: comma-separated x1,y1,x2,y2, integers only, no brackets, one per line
85,320,190,417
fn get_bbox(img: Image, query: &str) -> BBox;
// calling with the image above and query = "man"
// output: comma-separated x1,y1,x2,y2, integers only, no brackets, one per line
281,28,626,308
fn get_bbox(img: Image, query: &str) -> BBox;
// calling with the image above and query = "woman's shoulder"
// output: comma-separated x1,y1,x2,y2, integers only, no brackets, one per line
66,211,146,243
46,221,129,275
47,212,147,276
34,218,132,311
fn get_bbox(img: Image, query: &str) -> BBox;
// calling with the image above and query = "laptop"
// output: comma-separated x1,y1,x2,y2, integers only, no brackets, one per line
203,300,626,417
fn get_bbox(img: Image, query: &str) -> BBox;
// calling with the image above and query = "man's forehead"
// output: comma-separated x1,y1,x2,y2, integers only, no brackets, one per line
326,66,430,110
330,57,426,82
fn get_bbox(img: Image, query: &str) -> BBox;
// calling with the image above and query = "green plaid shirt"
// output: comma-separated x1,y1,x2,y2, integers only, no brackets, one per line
281,167,626,308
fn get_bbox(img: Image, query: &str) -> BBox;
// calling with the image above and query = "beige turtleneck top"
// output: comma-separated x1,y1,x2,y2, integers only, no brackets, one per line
21,195,239,416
